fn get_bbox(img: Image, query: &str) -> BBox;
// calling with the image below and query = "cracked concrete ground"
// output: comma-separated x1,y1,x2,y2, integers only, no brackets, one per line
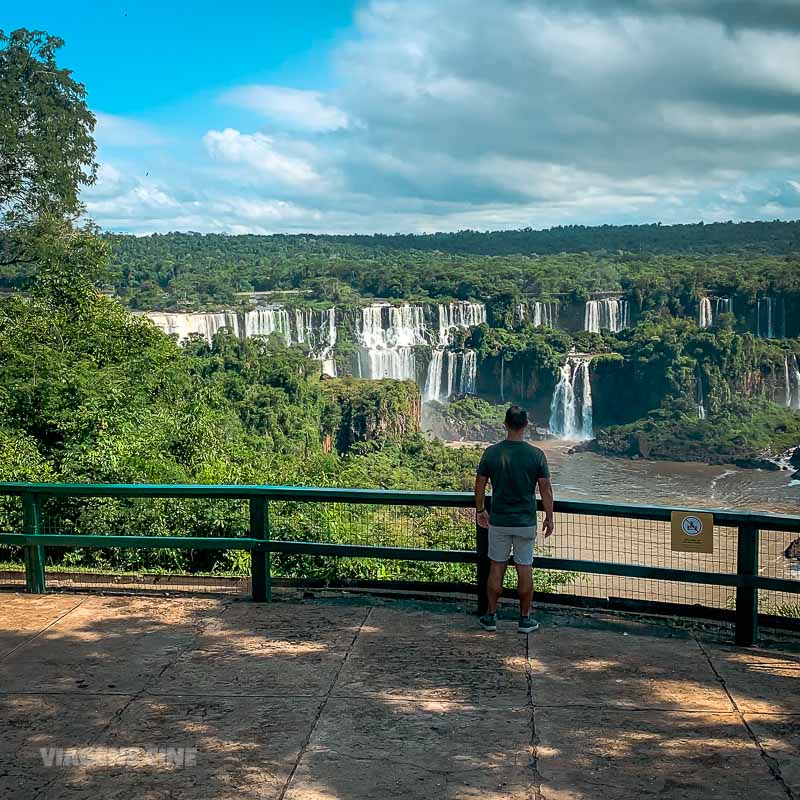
0,593,798,799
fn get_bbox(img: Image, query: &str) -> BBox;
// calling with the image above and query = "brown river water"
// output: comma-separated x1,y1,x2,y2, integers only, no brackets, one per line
448,439,800,516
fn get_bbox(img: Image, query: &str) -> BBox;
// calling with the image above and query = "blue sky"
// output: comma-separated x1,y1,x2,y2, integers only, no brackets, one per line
6,0,800,234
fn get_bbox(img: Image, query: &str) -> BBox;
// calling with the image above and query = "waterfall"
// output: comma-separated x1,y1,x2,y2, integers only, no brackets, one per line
355,303,426,381
699,298,712,328
460,350,477,394
144,311,239,344
697,369,707,420
532,301,558,328
757,297,775,338
244,306,292,344
424,350,445,401
549,357,593,440
500,358,505,403
435,302,486,346
700,297,732,329
584,299,628,333
715,297,732,317
788,354,800,411
318,307,337,376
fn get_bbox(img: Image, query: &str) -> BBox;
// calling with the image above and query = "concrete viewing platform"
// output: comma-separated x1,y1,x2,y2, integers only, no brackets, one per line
1,593,798,800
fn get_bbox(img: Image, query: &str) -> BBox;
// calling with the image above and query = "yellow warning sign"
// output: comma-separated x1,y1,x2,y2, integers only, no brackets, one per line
671,511,714,554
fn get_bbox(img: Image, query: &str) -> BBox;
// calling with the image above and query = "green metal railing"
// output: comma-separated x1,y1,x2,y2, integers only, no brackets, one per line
1,482,799,646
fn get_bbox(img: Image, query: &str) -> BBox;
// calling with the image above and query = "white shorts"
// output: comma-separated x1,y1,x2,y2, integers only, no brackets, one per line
488,525,537,565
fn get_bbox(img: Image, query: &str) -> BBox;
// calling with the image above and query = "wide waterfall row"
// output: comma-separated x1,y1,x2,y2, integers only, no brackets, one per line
354,302,486,397
423,349,477,402
144,311,241,343
549,357,593,440
584,299,629,334
143,307,337,374
784,354,800,411
698,297,732,329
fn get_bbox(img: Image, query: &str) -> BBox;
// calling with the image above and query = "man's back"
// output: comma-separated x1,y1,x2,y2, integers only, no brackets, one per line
477,440,550,527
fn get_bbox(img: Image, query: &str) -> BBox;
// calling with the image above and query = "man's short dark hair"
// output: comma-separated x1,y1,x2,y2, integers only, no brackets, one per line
504,405,528,431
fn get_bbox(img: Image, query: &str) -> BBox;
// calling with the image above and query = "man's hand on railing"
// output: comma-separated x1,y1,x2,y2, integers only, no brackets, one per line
542,515,555,538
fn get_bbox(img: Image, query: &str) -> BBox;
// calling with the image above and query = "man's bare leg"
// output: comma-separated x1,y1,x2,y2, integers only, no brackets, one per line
487,560,507,614
515,564,533,618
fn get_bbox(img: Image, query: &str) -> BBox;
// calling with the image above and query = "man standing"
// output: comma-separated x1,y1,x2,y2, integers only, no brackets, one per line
474,405,555,633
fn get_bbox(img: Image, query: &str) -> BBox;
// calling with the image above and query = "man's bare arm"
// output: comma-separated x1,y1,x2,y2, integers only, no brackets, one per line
538,477,555,537
474,475,490,528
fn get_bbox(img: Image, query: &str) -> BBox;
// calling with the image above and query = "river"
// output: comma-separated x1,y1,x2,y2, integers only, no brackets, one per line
448,439,800,516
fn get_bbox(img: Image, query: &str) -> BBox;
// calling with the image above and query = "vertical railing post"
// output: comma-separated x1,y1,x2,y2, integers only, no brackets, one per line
250,496,271,603
735,524,759,646
23,494,46,594
476,496,491,616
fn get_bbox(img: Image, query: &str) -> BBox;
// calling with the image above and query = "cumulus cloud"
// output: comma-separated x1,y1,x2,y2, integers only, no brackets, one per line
203,128,328,190
223,85,350,132
86,0,800,233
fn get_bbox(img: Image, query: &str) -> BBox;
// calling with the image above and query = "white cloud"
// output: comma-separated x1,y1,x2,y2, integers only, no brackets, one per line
223,85,350,132
203,128,327,190
94,112,166,148
85,0,800,234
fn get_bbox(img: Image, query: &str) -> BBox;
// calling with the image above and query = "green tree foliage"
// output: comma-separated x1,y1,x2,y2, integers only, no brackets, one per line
0,29,96,267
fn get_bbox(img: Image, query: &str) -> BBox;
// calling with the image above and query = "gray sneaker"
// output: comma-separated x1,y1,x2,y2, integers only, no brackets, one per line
479,613,497,631
518,616,540,634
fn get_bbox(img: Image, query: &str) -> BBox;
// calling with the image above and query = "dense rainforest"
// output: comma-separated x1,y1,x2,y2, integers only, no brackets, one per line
1,27,799,592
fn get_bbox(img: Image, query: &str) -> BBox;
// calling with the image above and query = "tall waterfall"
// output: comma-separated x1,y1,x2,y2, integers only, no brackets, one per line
584,299,629,333
532,301,559,328
757,297,779,339
549,357,593,440
424,349,478,402
144,311,240,343
697,368,707,420
699,297,732,328
785,354,800,410
699,298,712,329
460,350,477,394
423,349,445,401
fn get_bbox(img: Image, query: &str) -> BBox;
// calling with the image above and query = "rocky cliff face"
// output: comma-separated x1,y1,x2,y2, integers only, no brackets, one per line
321,378,421,453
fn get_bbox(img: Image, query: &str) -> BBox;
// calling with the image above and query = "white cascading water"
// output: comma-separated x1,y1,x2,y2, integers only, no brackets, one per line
143,311,240,344
697,369,707,420
532,301,558,328
699,298,712,328
244,306,292,344
700,297,732,329
584,299,629,333
356,303,427,381
785,354,800,411
435,302,486,346
424,349,478,401
549,357,593,440
460,350,477,395
423,349,445,401
757,297,775,339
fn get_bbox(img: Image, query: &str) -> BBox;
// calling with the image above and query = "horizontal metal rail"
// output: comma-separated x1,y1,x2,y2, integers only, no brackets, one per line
2,482,800,531
1,533,798,595
1,481,798,646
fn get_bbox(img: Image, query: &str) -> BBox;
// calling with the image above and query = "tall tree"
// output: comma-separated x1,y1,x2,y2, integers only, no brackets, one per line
0,29,97,266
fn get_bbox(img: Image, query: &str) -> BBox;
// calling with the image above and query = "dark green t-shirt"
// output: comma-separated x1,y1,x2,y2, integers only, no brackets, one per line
477,440,550,527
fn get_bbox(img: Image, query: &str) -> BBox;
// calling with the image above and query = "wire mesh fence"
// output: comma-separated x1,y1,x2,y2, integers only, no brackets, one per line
759,528,800,618
543,512,740,609
0,490,797,624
